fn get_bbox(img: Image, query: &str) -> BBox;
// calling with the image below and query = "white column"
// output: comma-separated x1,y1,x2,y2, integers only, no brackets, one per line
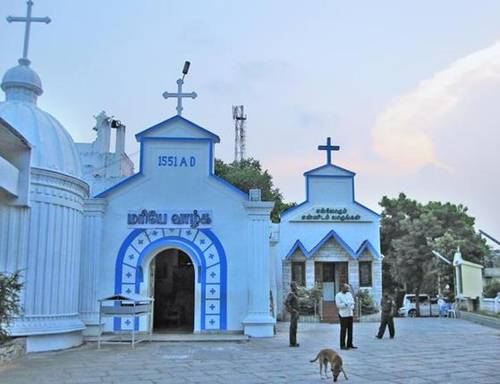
242,200,276,337
79,198,107,336
348,260,360,293
115,126,125,155
306,259,315,288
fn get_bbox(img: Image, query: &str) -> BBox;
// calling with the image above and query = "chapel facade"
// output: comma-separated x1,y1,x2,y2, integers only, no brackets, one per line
0,2,381,352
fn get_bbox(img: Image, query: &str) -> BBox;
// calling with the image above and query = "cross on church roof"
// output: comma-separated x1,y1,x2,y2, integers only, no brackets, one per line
162,61,197,116
7,0,51,65
318,137,340,165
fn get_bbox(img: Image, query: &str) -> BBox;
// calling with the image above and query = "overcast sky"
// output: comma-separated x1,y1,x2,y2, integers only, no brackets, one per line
2,0,500,242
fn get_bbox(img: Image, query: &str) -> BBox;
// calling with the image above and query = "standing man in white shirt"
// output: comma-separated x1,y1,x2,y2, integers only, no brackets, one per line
335,283,357,350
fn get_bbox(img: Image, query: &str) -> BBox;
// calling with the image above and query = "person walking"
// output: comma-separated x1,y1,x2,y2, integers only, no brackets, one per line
285,282,300,347
335,283,357,350
376,293,395,339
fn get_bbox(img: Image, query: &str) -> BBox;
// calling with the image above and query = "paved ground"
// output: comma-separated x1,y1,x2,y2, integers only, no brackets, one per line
1,318,499,384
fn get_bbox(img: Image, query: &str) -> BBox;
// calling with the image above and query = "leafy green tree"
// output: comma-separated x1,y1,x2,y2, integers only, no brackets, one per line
380,193,490,316
483,280,500,298
0,271,22,341
214,158,295,222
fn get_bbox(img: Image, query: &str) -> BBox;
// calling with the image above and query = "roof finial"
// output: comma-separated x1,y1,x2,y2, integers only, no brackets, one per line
162,61,197,116
318,137,341,165
6,0,51,65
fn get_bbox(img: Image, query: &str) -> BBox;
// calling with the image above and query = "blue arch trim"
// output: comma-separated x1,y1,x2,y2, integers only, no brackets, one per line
114,228,228,331
285,230,381,260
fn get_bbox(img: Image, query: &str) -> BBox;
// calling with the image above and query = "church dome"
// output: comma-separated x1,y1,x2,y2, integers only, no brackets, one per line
1,59,43,97
0,60,83,178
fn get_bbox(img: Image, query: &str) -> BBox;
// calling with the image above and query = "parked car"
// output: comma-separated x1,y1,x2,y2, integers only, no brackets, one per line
398,294,439,317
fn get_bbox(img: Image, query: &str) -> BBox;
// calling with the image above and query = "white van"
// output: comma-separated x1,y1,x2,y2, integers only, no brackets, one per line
398,294,438,317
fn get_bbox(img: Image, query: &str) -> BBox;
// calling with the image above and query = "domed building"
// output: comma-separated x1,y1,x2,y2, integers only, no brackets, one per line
0,55,88,350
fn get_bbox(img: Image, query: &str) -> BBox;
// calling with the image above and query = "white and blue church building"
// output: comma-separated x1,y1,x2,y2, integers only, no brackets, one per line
0,1,381,352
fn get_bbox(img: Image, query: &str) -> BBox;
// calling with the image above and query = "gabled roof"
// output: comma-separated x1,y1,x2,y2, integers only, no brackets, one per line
135,115,220,143
304,163,355,177
285,230,381,260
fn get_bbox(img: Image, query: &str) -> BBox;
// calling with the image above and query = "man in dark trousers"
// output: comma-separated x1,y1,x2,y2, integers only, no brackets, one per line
376,293,395,339
285,282,300,347
335,283,357,350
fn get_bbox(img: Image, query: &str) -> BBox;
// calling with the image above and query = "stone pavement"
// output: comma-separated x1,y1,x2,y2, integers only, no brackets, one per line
1,318,499,384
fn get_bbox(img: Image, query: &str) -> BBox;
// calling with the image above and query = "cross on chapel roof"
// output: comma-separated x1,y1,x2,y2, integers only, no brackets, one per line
7,0,51,65
162,61,197,116
318,137,340,165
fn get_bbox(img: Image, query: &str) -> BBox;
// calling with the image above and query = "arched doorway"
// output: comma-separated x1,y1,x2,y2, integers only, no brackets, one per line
152,249,194,332
114,228,228,332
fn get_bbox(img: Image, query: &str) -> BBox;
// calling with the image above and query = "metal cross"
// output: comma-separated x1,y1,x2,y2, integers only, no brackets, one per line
162,78,197,116
318,137,340,164
7,1,51,64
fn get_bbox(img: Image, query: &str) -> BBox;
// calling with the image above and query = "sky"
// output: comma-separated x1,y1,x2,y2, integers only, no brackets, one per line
1,0,500,241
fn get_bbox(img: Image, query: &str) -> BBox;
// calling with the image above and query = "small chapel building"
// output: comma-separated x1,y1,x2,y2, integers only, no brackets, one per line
0,1,381,352
272,140,382,321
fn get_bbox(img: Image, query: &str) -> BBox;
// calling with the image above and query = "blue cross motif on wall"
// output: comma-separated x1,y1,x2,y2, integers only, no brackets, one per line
210,272,216,278
126,272,132,278
209,304,216,310
186,230,192,235
169,228,175,232
209,253,214,259
125,319,131,326
152,230,158,236
200,239,206,245
318,137,340,164
126,288,131,294
128,254,134,260
209,319,215,325
138,239,144,245
210,288,216,295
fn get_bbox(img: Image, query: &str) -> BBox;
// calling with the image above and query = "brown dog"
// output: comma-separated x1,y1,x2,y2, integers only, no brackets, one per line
310,348,348,382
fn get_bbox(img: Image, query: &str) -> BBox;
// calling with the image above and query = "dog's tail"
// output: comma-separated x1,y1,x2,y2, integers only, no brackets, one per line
309,352,321,363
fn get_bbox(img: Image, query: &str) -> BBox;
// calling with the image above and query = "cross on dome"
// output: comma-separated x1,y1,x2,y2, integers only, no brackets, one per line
162,61,197,116
7,0,51,65
318,137,340,164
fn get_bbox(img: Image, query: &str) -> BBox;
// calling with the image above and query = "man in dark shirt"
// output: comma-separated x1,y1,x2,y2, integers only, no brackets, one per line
285,282,300,347
376,293,395,339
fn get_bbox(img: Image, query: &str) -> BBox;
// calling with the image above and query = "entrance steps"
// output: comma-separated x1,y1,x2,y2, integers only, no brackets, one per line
321,301,339,323
86,333,249,343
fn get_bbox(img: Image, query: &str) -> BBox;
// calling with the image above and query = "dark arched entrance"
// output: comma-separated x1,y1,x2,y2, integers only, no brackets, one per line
152,249,194,332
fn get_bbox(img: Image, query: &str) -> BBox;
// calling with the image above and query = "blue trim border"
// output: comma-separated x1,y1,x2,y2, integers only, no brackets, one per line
113,228,228,331
135,115,220,142
285,229,381,260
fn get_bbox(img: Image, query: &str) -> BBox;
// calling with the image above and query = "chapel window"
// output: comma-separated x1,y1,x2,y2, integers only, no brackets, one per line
291,261,306,286
359,261,372,287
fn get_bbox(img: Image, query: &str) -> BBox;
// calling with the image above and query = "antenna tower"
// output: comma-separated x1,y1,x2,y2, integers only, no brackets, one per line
232,105,247,162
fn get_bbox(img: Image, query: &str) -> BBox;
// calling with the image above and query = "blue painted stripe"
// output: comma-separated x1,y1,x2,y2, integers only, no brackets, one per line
94,173,143,198
285,231,382,261
210,174,248,200
135,115,220,142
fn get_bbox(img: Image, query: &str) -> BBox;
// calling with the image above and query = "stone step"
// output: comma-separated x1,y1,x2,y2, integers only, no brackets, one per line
86,333,250,343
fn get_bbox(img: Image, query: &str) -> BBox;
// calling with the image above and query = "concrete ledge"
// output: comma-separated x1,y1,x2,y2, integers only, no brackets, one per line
86,333,249,343
459,311,500,329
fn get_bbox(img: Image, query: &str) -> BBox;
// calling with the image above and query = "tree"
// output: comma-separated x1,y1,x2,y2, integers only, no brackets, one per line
215,158,295,222
0,271,22,342
380,193,490,316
